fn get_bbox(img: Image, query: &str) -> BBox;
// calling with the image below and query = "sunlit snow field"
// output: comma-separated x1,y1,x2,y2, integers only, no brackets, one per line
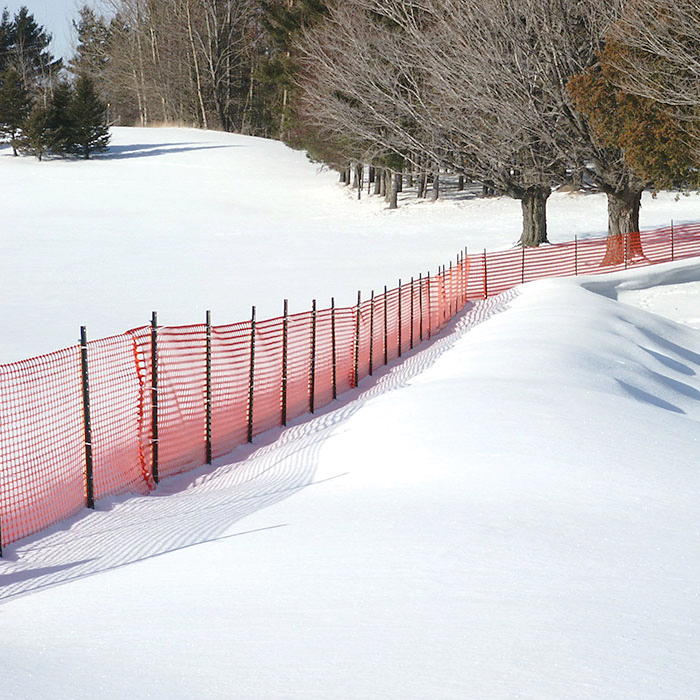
1,126,698,362
1,127,699,700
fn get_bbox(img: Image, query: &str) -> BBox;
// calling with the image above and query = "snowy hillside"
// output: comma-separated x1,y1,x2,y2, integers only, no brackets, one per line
2,260,700,700
1,127,699,699
1,126,698,362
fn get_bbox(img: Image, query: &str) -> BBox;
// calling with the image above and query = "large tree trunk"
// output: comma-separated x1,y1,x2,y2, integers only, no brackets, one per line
417,172,427,198
518,186,551,247
430,172,440,201
388,172,399,209
601,187,644,265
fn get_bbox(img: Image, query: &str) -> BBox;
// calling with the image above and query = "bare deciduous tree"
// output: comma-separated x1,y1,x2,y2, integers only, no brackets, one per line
297,0,646,248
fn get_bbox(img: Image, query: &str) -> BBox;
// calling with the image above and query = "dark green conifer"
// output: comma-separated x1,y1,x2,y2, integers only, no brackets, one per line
2,6,60,88
19,103,49,160
69,74,110,159
0,66,30,154
45,80,74,155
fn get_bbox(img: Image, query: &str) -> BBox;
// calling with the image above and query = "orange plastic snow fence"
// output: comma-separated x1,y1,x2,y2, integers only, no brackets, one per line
1,223,700,552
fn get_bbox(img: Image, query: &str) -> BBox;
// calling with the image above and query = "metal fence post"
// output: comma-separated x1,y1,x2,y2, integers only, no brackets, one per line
310,299,317,412
398,279,403,357
331,297,337,400
410,276,415,350
383,285,389,364
369,290,375,376
205,310,212,464
521,245,525,284
671,220,675,261
625,232,629,270
574,236,578,276
419,273,424,342
247,306,256,443
281,300,288,426
150,312,159,484
80,326,95,509
483,250,488,299
354,291,362,386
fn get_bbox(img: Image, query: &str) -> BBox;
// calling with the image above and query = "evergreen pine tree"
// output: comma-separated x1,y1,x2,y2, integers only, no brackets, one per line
69,74,110,159
19,103,50,160
3,6,60,89
44,80,75,155
260,0,329,141
0,66,30,155
0,9,12,74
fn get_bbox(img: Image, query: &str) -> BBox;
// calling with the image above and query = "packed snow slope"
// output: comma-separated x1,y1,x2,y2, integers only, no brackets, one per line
1,259,699,700
1,126,698,362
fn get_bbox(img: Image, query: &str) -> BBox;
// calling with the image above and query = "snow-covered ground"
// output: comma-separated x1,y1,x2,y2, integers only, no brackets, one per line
1,126,698,362
1,128,699,699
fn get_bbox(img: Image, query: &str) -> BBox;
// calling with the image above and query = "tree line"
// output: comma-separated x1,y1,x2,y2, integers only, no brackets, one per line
2,1,698,252
293,0,700,251
0,6,110,159
68,0,326,136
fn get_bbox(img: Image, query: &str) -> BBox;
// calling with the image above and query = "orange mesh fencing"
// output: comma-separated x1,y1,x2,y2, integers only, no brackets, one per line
252,318,284,437
88,329,154,499
2,224,700,552
210,322,251,458
311,309,334,413
0,347,86,544
285,312,313,423
334,307,357,395
155,325,208,478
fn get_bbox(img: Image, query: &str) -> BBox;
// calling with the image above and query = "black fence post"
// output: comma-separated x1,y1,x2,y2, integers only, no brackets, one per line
331,298,337,400
383,285,389,365
247,306,256,443
671,220,675,261
398,279,403,357
150,312,159,484
419,273,424,342
483,250,488,299
354,291,361,387
205,310,212,465
369,291,375,376
410,277,415,350
281,299,289,426
80,326,95,509
310,299,317,413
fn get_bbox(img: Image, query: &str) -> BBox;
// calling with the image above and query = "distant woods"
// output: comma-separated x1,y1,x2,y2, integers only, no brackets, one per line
1,1,699,249
69,0,328,137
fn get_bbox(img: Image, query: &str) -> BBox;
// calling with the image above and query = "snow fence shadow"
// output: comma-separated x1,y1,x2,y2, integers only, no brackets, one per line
0,290,517,603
